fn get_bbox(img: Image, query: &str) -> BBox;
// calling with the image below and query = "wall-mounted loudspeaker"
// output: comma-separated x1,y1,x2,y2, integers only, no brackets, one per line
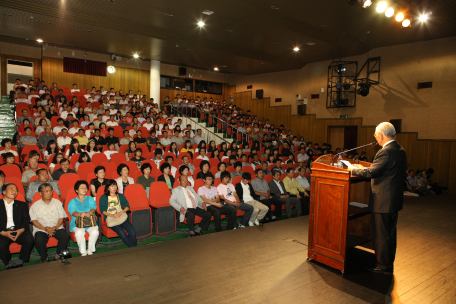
390,119,402,133
179,67,187,76
256,89,263,99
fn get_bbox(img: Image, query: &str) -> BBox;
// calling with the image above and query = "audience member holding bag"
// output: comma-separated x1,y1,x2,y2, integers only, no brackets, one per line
67,180,99,256
99,179,137,247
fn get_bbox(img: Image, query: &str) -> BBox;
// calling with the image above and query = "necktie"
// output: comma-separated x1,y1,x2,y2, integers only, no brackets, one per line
185,187,197,209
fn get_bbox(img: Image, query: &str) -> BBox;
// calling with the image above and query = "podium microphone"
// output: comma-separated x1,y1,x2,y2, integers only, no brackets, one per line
332,142,377,166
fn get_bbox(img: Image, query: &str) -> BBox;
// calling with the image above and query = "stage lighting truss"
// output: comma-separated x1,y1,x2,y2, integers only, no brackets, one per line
326,60,358,109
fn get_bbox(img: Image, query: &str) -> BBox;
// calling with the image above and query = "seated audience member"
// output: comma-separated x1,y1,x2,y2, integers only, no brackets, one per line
67,181,99,256
137,163,155,192
90,166,109,197
169,175,212,237
240,154,250,167
74,129,89,149
235,173,269,226
196,160,214,180
75,152,91,172
49,153,64,174
120,130,133,145
131,148,146,169
66,138,83,159
217,171,254,229
221,149,232,162
261,161,272,175
52,158,76,182
0,183,34,269
231,161,243,178
0,153,21,172
250,154,261,169
171,130,184,145
52,118,66,136
196,148,209,161
134,130,147,145
180,155,195,175
297,147,309,162
296,167,311,192
92,129,105,150
22,158,40,187
165,155,177,177
69,120,80,136
147,130,159,148
151,148,164,169
425,168,448,194
178,165,194,186
125,141,137,160
30,183,69,263
281,143,293,158
182,130,196,144
115,164,134,194
406,170,434,196
25,169,60,203
104,127,119,149
38,126,57,152
198,173,236,232
268,170,301,219
104,142,117,160
215,162,227,179
0,139,18,157
99,179,137,247
251,168,283,221
16,109,34,126
157,162,175,191
283,168,308,215
180,140,195,158
57,128,72,150
20,127,37,146
273,159,286,174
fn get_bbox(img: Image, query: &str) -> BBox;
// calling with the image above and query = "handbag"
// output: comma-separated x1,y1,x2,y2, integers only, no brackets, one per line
105,195,128,227
75,214,98,228
106,212,128,227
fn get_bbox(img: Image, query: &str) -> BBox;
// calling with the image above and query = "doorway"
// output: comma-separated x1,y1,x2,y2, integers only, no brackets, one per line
327,126,358,150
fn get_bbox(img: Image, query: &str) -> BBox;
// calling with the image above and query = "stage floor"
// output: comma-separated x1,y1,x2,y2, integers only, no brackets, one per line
1,194,456,303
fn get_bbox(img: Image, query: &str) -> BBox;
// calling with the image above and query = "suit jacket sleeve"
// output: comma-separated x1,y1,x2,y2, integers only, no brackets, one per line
268,181,280,198
352,149,390,179
169,188,183,211
235,183,243,200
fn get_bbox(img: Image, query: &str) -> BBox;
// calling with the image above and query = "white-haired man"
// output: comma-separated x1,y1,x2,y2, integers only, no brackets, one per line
347,122,407,275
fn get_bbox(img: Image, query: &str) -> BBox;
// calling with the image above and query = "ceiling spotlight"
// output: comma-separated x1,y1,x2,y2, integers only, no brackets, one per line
402,19,411,27
357,82,371,96
419,14,428,22
358,0,372,8
197,21,205,27
293,47,300,51
36,39,43,43
385,8,395,17
376,2,387,13
395,13,404,22
133,54,139,59
214,67,219,71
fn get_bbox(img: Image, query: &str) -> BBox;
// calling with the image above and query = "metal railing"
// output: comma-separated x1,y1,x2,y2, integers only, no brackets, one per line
170,104,230,147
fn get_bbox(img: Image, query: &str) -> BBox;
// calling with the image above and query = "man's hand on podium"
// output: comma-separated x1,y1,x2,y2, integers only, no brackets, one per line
347,164,364,172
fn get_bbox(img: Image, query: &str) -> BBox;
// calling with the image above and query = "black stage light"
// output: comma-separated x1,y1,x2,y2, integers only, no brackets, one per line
336,83,342,90
333,98,340,106
343,83,351,90
357,83,371,96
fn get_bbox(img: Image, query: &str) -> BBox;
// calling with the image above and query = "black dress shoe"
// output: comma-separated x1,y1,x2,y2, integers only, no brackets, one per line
195,231,203,236
269,218,277,222
365,265,393,275
14,264,23,268
188,234,196,238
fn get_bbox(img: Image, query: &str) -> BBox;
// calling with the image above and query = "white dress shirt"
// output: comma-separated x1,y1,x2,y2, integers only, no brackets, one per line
182,187,197,209
241,182,255,202
274,180,285,194
4,200,15,228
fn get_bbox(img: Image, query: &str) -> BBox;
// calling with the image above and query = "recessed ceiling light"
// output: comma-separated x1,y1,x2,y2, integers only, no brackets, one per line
293,47,300,51
36,39,43,43
419,14,428,22
197,21,205,27
202,10,214,15
306,42,316,46
385,7,395,17
214,67,219,71
376,2,387,13
133,54,139,59
395,13,405,22
30,16,34,19
164,13,174,17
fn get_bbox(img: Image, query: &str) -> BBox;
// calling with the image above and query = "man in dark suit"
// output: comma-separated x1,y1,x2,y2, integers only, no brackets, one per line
347,122,407,274
0,183,34,269
268,170,301,218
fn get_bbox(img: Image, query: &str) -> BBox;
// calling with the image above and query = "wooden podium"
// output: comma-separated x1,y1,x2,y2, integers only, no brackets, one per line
307,155,373,273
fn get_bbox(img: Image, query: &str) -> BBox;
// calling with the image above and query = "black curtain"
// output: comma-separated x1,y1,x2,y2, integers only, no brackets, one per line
344,126,358,150
63,57,107,77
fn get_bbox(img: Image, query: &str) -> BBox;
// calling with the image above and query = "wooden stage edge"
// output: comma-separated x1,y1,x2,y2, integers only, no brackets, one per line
1,194,456,304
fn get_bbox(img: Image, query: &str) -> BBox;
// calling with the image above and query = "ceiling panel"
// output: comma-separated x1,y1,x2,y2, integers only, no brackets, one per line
0,0,455,75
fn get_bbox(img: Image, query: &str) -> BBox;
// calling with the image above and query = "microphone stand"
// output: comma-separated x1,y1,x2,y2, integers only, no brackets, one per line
332,142,377,166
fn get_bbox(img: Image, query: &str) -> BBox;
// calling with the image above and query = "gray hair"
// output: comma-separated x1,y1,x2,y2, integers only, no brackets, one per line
375,122,396,138
38,183,53,193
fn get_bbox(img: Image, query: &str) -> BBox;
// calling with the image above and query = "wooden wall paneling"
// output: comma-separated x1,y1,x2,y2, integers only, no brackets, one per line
160,88,228,105
233,88,456,192
1,55,41,95
42,57,150,96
